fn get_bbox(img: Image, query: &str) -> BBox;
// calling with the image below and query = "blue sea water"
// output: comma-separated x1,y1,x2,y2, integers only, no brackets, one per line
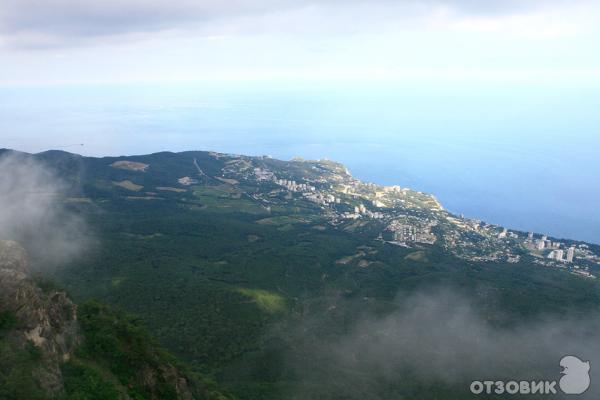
1,82,599,243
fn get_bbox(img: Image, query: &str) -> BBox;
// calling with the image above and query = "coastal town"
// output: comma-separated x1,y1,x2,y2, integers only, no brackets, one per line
190,153,600,280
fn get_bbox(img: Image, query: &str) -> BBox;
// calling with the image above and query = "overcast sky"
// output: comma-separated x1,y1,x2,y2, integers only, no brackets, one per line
1,0,600,84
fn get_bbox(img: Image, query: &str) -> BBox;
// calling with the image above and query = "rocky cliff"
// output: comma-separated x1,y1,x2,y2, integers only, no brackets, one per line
0,240,230,399
0,240,80,394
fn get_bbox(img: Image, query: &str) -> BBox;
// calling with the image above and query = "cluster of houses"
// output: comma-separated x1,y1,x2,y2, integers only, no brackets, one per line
385,219,437,245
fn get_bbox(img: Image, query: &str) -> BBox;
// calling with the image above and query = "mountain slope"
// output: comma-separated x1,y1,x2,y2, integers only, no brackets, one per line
0,240,79,398
3,149,599,399
0,240,231,400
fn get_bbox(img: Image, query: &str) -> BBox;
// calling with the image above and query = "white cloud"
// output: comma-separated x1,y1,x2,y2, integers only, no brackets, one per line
0,0,599,84
0,0,596,47
446,6,596,39
0,152,91,267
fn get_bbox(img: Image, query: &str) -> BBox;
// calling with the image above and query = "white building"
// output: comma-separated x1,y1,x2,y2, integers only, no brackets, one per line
555,250,564,261
373,200,386,208
567,247,575,263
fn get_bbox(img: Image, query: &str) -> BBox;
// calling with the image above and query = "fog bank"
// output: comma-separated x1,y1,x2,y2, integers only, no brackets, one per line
0,152,89,268
286,289,600,398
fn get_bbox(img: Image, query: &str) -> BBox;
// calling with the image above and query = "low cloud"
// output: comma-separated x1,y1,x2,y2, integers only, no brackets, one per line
0,152,90,268
283,289,600,398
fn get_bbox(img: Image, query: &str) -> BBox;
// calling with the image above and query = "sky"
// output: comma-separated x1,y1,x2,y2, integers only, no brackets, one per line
1,0,600,85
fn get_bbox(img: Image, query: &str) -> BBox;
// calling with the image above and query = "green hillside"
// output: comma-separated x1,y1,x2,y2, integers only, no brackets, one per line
3,149,599,399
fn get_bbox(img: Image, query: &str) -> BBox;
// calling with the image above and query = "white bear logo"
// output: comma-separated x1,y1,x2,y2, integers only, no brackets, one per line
559,355,591,395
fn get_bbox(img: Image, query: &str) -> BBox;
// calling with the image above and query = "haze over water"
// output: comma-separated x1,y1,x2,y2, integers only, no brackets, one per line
1,82,599,244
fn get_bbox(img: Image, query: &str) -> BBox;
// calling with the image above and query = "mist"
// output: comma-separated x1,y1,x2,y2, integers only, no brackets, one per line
284,289,600,398
0,152,90,268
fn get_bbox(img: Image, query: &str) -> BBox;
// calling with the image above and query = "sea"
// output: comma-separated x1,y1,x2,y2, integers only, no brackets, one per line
1,81,599,243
